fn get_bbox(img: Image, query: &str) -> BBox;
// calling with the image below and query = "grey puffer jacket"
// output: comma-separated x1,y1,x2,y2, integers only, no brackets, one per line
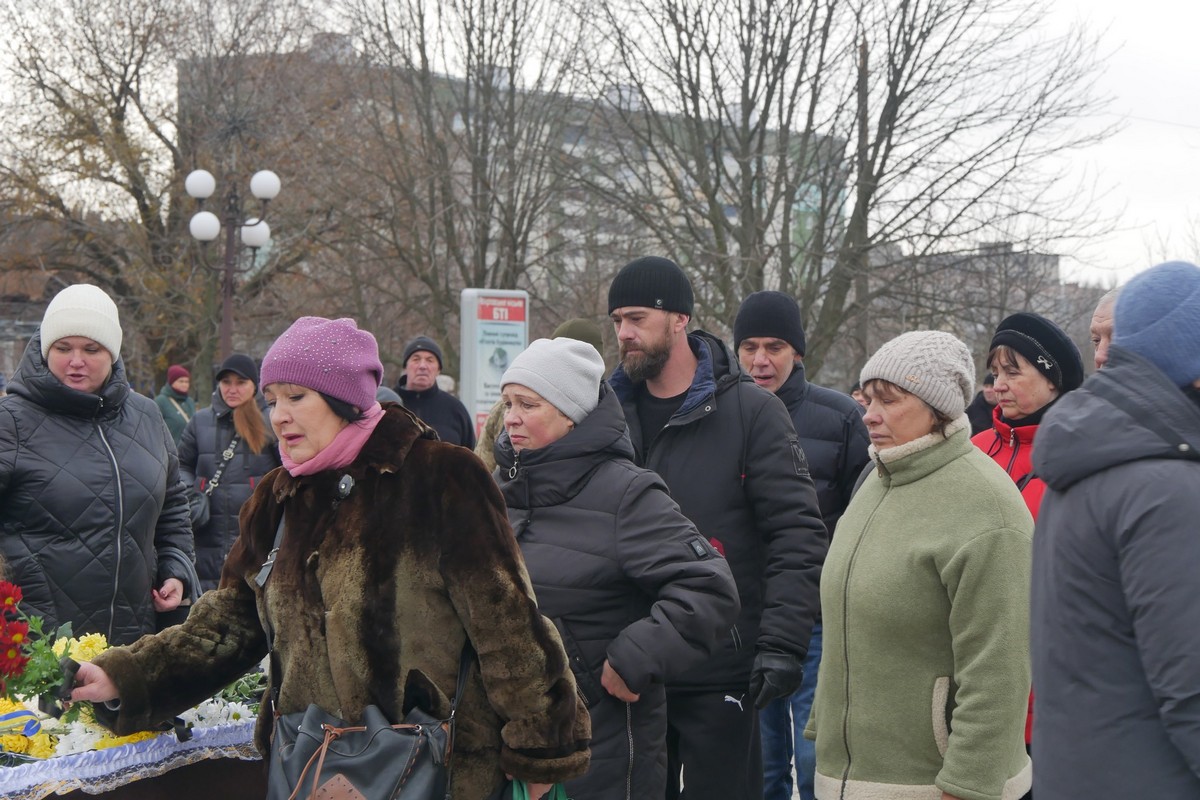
610,330,827,691
1031,345,1200,799
496,384,739,800
178,392,281,591
0,335,194,645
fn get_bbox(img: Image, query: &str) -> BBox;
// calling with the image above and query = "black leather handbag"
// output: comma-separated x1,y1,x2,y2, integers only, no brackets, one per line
266,690,463,800
257,512,473,800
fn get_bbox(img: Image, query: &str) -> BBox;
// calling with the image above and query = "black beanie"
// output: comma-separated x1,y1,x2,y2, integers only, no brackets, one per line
733,291,806,356
607,256,694,316
402,335,444,369
989,312,1083,392
216,353,260,387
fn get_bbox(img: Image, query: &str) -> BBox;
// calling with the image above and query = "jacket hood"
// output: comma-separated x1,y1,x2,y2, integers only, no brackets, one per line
495,383,634,508
1033,346,1200,491
8,333,130,420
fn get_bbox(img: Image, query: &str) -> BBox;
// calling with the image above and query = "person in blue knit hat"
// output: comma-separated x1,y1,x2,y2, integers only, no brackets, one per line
1030,260,1200,800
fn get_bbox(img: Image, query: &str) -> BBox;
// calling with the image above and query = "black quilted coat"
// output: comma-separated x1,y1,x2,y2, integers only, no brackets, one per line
178,392,280,590
0,336,194,645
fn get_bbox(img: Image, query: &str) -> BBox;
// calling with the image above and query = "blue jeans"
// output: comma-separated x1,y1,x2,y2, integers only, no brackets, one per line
760,624,822,800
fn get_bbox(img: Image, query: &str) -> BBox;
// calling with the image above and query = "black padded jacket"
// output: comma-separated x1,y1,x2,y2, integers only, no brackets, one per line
0,336,194,645
610,330,828,691
496,383,739,799
178,392,281,591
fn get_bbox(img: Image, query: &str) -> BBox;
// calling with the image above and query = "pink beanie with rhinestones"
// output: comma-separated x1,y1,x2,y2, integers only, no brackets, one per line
260,317,383,410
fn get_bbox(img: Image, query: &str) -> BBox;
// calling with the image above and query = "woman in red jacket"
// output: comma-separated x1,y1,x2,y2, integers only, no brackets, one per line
972,311,1084,794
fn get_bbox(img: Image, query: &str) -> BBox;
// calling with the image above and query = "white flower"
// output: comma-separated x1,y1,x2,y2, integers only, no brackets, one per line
225,702,254,723
54,722,104,756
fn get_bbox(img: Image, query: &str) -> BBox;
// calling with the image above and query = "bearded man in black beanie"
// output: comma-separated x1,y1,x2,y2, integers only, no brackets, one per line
734,291,869,800
607,257,828,800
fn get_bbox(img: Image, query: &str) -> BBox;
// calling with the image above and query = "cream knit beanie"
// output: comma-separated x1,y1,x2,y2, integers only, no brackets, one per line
860,331,974,418
501,338,605,424
40,284,123,362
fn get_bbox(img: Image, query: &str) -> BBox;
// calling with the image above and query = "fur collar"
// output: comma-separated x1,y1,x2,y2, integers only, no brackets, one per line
271,405,437,500
870,414,969,465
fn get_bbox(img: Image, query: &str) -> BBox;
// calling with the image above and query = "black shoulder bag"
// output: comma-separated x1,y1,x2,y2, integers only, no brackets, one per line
255,512,474,800
188,432,240,531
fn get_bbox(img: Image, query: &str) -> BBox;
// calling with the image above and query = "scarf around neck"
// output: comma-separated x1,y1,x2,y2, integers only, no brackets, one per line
281,402,385,477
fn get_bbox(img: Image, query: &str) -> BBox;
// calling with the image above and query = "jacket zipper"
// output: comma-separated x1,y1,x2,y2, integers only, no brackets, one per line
624,702,634,800
838,464,886,799
96,413,124,643
1005,428,1019,476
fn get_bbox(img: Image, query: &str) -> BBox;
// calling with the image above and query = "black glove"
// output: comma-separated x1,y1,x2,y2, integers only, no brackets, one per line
748,650,804,709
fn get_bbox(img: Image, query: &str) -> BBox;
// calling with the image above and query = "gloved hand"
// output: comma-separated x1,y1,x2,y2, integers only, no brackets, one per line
748,650,804,709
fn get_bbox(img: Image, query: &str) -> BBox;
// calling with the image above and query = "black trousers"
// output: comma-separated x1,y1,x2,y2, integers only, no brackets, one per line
665,690,763,800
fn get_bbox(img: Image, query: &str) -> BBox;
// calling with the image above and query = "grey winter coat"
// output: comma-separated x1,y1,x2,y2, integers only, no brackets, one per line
610,330,827,691
0,335,195,645
496,384,740,799
178,392,281,590
1031,345,1200,799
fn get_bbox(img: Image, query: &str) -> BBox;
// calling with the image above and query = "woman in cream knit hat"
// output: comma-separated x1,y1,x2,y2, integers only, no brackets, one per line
805,331,1034,800
494,337,739,800
0,284,196,645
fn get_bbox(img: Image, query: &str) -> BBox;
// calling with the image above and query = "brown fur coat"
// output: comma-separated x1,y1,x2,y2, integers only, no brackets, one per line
92,406,590,798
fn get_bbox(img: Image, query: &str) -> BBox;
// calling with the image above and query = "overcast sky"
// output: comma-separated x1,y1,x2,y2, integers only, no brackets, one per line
1051,0,1200,285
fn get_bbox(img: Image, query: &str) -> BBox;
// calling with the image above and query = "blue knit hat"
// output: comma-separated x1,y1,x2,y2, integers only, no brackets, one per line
1113,261,1200,387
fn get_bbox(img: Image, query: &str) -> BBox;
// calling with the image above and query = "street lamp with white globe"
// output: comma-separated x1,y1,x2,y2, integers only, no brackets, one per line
185,168,281,359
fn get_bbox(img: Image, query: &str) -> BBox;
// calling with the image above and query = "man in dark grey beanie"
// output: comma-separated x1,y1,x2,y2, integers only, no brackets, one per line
608,259,828,800
734,291,869,800
394,334,475,448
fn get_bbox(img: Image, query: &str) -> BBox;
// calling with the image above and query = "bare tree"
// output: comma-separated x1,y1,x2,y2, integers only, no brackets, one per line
575,0,1110,378
0,0,317,387
313,0,592,372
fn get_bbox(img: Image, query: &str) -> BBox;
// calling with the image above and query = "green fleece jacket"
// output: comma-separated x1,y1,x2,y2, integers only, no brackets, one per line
806,418,1032,800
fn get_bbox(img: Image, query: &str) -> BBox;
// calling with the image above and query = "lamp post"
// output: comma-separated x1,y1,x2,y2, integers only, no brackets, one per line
185,169,281,360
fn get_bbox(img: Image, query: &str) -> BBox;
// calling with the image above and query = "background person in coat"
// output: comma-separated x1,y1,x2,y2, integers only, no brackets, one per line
72,316,589,800
734,291,870,800
971,311,1083,761
0,284,194,645
495,338,740,800
607,256,828,800
1031,261,1200,799
807,331,1033,800
178,353,281,591
395,334,476,448
1088,287,1119,370
154,364,195,445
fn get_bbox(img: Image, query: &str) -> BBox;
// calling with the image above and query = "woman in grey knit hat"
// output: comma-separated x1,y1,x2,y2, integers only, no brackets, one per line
806,331,1034,800
494,337,739,800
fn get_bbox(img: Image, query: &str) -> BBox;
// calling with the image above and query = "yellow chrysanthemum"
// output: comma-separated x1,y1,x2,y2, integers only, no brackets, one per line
0,733,29,754
94,730,158,750
52,632,108,663
0,697,24,715
27,732,56,759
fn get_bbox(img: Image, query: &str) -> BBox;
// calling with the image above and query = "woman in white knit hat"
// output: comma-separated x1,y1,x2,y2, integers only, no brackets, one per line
0,284,196,646
804,331,1034,800
494,337,740,800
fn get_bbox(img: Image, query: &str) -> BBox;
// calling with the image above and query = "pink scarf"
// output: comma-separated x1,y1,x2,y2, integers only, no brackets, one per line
280,402,385,477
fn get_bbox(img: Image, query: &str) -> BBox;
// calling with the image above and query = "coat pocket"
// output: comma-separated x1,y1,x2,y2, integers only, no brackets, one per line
931,676,951,757
553,618,605,709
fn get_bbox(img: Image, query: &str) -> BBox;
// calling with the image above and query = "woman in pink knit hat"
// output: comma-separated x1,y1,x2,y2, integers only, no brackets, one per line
73,316,590,800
